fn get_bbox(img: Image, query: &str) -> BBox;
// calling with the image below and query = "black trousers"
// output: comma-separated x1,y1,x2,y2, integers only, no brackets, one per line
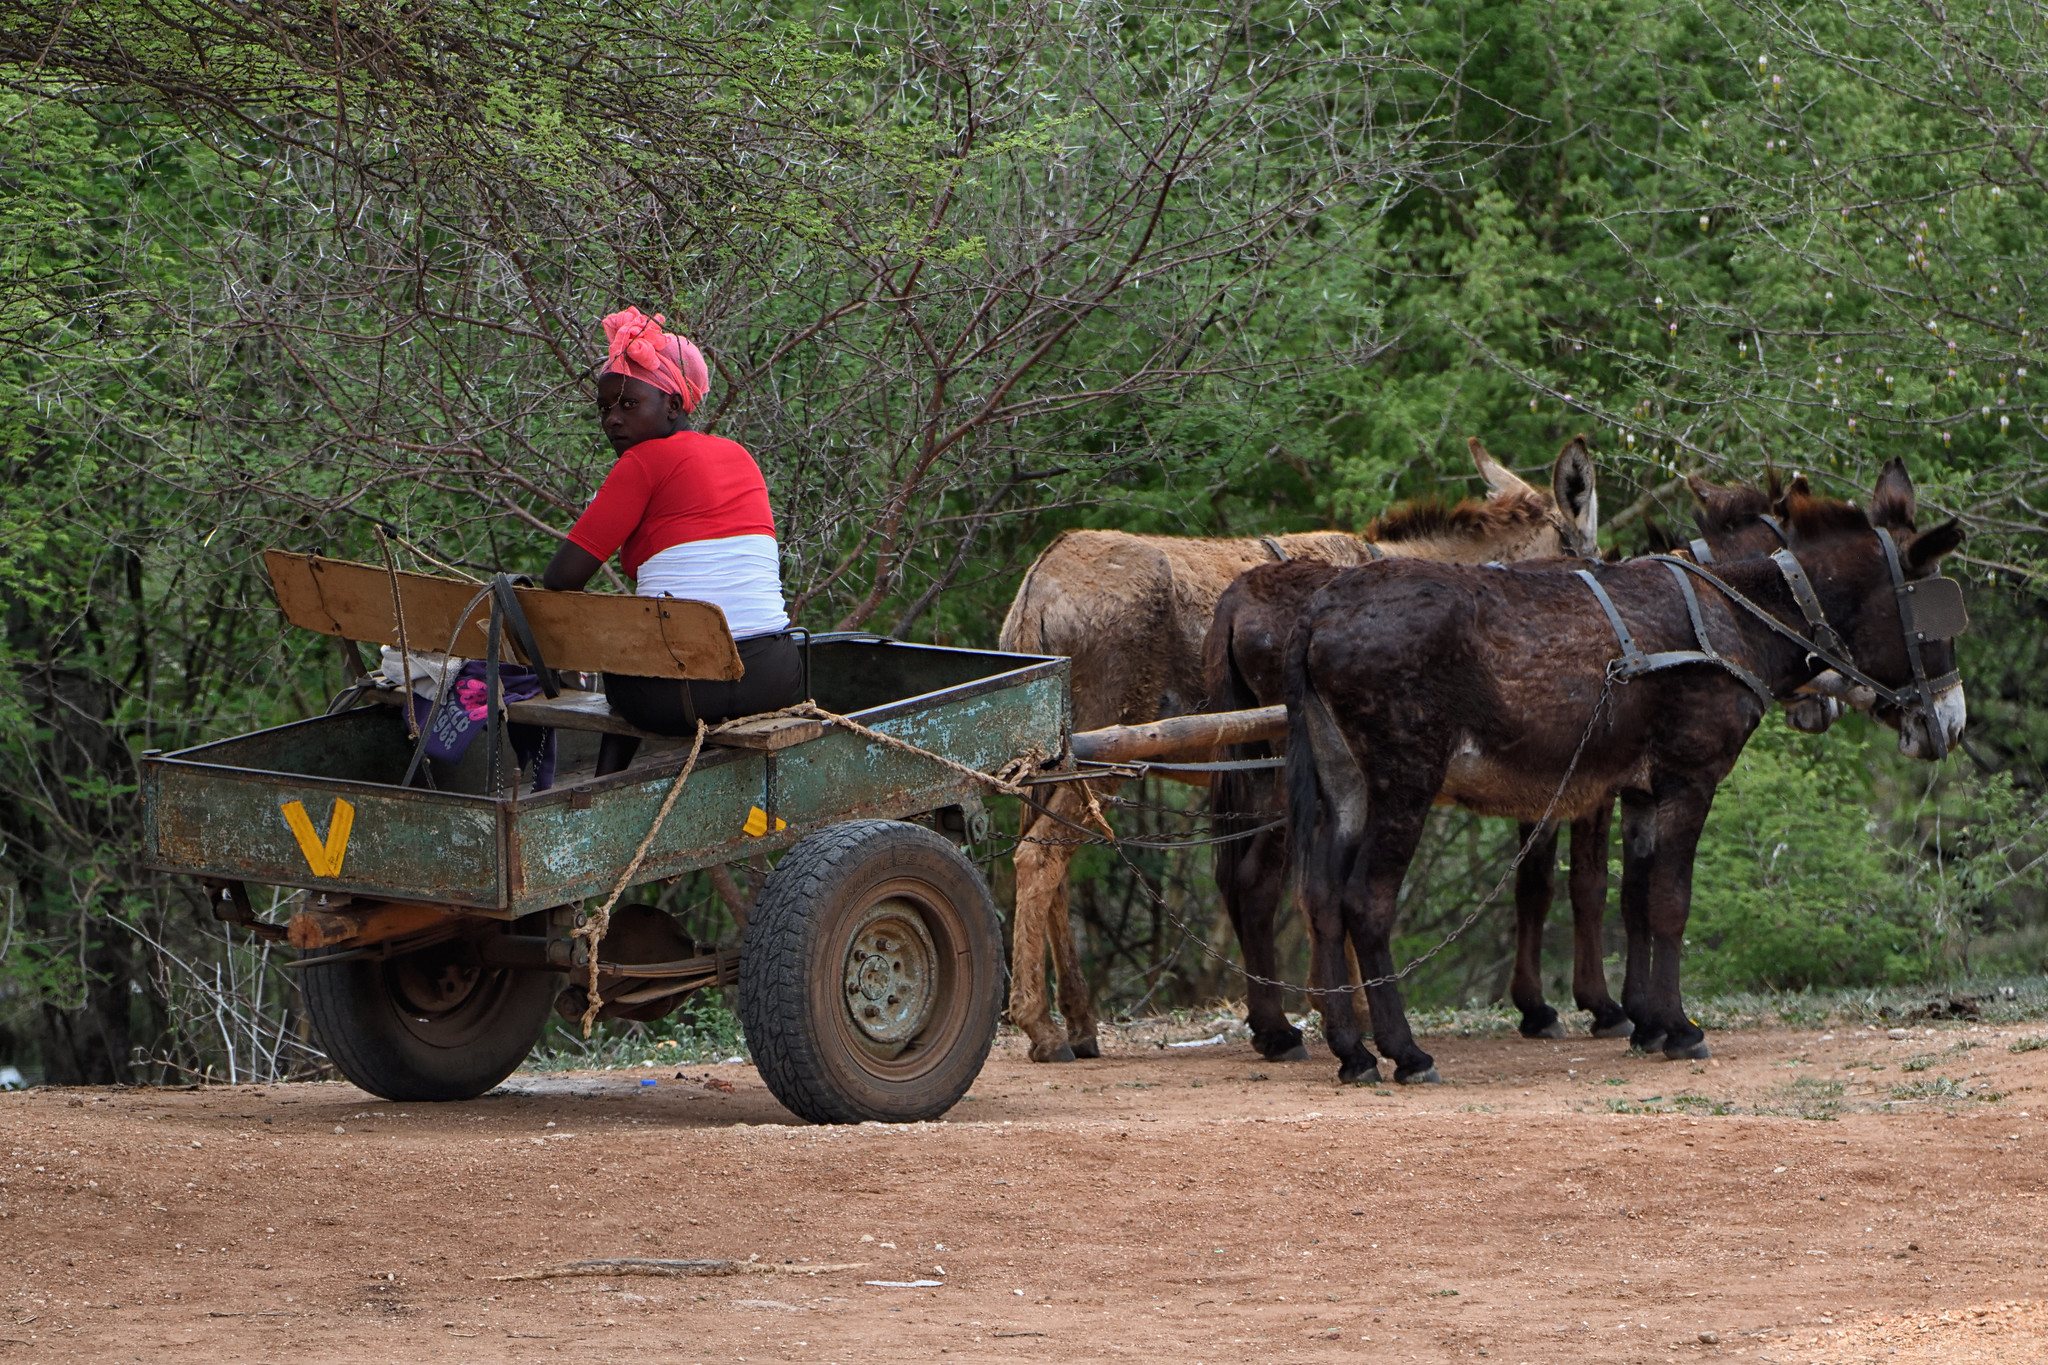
594,632,803,775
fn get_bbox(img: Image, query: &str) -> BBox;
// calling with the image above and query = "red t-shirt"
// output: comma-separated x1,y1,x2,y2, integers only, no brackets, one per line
566,431,777,578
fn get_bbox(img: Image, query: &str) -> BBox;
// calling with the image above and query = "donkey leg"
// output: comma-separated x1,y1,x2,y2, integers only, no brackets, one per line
1053,776,1135,1059
1232,822,1308,1061
1639,787,1715,1061
1047,863,1100,1060
1292,788,1377,1084
1616,793,1664,1055
1510,821,1564,1038
1009,784,1087,1063
1309,903,1378,1084
1350,784,1439,1084
1567,804,1630,1038
1216,765,1305,1060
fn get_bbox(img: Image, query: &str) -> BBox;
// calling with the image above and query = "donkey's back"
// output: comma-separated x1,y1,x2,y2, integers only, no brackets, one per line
998,528,1378,731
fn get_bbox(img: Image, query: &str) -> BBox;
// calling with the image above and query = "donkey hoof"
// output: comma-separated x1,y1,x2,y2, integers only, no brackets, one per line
1590,1017,1635,1039
1663,1040,1712,1062
1254,1029,1307,1062
1031,1042,1077,1063
1338,1061,1382,1086
1069,1037,1101,1060
1521,1020,1567,1040
1395,1065,1441,1086
1629,1032,1668,1057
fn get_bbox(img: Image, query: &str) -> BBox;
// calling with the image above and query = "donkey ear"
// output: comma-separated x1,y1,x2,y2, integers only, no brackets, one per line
1550,435,1598,555
1871,458,1918,530
1905,518,1964,572
1687,473,1730,520
1470,437,1534,497
1777,472,1811,514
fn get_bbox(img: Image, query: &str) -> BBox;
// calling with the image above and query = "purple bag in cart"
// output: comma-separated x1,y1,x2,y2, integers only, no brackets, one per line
409,661,557,791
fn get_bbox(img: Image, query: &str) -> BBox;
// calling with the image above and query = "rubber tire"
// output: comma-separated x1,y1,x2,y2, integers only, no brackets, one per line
299,930,564,1102
740,820,1002,1124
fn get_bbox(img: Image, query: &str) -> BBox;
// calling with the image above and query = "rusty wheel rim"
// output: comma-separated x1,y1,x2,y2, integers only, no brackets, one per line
841,898,940,1056
384,939,517,1047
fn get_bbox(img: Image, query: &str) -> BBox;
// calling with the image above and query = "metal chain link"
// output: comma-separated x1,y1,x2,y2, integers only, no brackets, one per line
762,686,1615,1003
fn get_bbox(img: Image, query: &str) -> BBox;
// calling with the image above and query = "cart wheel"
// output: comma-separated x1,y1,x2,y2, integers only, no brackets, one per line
740,820,1002,1124
299,926,563,1102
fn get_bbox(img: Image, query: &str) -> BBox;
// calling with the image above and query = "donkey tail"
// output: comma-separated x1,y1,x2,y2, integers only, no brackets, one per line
1209,614,1268,895
1285,617,1369,910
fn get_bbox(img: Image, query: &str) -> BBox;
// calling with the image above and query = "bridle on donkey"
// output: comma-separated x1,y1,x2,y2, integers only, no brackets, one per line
1018,528,1969,1003
1574,528,1969,758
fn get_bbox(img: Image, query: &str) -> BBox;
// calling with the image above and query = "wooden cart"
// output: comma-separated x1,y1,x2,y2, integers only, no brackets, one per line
143,554,1068,1123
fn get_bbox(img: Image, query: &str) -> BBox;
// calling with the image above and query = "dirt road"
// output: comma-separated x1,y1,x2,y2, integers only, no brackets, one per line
4,1019,2046,1363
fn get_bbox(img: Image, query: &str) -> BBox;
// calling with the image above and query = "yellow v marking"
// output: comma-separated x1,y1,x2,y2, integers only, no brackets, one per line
281,798,355,878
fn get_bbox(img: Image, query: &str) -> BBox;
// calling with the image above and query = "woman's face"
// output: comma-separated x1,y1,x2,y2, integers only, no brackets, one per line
596,373,685,453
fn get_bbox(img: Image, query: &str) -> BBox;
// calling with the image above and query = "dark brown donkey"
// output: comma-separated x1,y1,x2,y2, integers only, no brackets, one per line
1282,462,1965,1083
1204,478,1813,1059
998,437,1596,1062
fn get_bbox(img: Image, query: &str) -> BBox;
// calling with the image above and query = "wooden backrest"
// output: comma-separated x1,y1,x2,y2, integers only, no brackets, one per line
265,551,744,681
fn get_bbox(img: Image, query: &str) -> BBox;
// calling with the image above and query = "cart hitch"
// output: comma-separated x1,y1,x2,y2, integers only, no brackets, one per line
201,879,288,943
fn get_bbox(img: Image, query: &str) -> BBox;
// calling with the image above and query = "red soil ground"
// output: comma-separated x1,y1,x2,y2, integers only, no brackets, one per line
3,1018,2045,1363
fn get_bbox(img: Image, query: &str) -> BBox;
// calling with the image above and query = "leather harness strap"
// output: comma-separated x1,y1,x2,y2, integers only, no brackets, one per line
1573,569,1650,677
1661,562,1773,703
1654,552,1962,720
1768,548,1849,658
490,574,562,698
1573,567,1774,706
1877,527,1962,758
1584,528,1965,756
1690,511,1786,566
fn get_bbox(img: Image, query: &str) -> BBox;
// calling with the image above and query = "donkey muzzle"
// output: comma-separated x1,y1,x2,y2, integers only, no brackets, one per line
1899,682,1967,760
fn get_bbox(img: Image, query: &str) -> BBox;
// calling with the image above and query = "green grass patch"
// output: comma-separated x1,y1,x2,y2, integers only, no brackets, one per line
1889,1077,1971,1102
1760,1077,1845,1121
525,993,748,1073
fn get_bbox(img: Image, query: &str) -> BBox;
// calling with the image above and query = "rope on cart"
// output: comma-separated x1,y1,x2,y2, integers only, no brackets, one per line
573,719,708,1036
767,701,1266,851
780,701,1042,797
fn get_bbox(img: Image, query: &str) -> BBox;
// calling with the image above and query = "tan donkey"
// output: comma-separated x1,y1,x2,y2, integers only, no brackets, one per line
997,438,1600,1061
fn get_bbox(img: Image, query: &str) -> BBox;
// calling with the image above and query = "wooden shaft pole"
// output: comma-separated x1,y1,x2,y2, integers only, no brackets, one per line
1068,705,1287,764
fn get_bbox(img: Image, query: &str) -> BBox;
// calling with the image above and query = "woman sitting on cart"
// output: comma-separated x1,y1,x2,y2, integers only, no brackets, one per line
544,307,801,774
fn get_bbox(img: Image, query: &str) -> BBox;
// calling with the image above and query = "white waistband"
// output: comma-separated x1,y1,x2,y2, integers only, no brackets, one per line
636,534,790,639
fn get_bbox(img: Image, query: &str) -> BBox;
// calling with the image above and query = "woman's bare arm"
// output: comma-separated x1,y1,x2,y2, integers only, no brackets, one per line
542,541,603,592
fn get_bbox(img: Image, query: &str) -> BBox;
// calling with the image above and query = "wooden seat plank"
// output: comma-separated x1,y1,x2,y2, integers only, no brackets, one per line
266,551,743,681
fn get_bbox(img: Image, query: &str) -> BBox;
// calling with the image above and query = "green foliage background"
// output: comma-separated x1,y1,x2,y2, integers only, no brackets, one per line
0,0,2043,1079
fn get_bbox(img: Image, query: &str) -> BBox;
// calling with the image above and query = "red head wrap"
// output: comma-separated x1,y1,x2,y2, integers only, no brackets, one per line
600,307,709,412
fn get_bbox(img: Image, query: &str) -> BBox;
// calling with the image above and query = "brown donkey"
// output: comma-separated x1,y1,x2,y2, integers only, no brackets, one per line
1283,462,1965,1083
1205,474,1830,1060
997,437,1600,1062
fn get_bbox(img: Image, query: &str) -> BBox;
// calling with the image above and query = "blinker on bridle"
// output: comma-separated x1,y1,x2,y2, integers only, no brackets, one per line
1577,527,1968,758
